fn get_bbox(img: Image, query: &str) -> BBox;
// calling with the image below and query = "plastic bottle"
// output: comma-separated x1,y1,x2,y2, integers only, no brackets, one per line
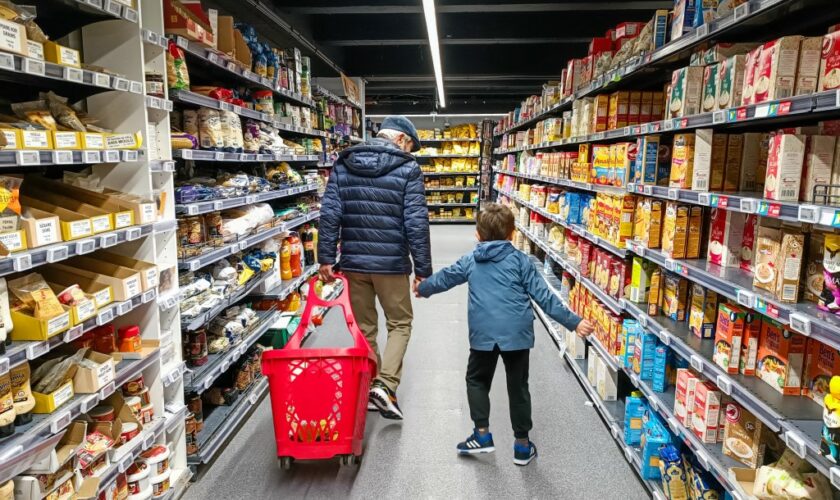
280,239,293,280
289,233,302,278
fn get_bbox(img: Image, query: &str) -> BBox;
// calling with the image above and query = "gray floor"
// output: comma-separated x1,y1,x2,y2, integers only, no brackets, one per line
183,225,649,500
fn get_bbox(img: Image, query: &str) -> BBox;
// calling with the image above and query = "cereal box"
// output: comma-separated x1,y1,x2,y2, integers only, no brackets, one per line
686,206,702,259
796,37,823,96
674,368,699,430
591,145,612,185
802,135,837,202
689,284,719,339
648,267,664,317
594,94,610,132
640,92,654,123
661,202,688,259
754,36,803,103
692,381,722,444
803,339,840,405
739,312,762,376
707,208,746,268
639,135,662,185
670,133,695,189
723,401,768,468
741,46,763,106
671,0,696,42
663,272,688,322
648,199,664,249
818,28,840,92
764,133,805,202
669,66,705,118
717,54,746,109
713,302,745,374
702,63,720,112
756,318,806,396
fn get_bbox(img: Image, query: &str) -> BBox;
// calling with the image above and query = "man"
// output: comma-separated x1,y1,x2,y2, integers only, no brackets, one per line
318,115,432,420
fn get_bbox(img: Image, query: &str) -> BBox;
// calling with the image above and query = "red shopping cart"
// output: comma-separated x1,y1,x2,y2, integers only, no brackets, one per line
261,274,378,469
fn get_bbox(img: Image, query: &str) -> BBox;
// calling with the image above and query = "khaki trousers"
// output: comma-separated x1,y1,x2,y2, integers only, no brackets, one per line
345,272,413,392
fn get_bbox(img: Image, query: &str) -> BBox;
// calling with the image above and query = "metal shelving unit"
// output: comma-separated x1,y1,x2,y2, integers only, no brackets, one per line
175,183,318,216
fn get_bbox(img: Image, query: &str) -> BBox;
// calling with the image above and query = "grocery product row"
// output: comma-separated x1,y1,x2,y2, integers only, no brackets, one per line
507,193,840,493
493,0,840,137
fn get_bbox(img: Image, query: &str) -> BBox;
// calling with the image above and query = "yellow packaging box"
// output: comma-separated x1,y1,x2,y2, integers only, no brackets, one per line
33,380,74,414
662,202,689,259
105,132,143,150
20,129,53,150
44,41,81,68
10,308,72,341
81,132,105,150
39,266,114,309
0,128,21,150
670,133,696,189
0,230,26,253
686,206,703,259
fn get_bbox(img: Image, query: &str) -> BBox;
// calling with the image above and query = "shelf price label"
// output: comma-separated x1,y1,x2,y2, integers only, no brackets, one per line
736,290,754,308
26,341,49,360
798,205,821,223
46,246,69,262
50,411,72,434
75,239,96,255
83,150,101,164
712,110,726,124
12,254,31,272
716,374,732,395
23,58,45,76
788,312,811,336
739,198,757,213
757,200,782,218
784,431,807,459
658,330,671,346
16,150,40,165
94,73,112,88
733,1,750,19
112,77,129,91
690,354,704,372
64,67,83,83
53,150,74,164
0,52,13,71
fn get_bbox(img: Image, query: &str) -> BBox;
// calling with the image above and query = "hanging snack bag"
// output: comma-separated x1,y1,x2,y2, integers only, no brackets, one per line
819,234,840,314
197,109,223,151
167,40,190,91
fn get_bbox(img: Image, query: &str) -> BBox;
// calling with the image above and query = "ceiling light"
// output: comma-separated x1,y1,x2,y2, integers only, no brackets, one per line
422,0,446,108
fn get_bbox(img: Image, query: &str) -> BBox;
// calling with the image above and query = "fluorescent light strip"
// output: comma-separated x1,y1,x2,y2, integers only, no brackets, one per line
368,113,506,118
422,0,446,108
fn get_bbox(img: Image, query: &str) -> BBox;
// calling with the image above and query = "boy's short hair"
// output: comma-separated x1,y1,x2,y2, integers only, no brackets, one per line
476,204,515,241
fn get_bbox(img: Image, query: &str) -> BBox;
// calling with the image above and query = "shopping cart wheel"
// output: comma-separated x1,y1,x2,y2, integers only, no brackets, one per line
340,455,359,467
278,457,293,470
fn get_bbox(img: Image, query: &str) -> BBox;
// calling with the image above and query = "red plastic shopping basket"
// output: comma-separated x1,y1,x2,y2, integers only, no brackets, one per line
261,274,377,469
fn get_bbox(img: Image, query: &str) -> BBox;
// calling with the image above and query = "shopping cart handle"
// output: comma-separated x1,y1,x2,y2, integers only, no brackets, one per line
284,273,373,354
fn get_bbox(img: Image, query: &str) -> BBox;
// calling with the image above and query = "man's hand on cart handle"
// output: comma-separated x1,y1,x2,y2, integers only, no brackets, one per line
319,264,336,283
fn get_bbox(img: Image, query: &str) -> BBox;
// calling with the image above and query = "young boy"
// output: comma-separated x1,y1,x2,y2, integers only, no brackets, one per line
416,203,594,465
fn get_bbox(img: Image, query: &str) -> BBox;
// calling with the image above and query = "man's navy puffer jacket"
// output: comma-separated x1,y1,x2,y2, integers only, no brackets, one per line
317,137,432,277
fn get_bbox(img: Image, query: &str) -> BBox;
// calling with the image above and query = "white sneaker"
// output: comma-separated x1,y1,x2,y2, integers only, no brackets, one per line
369,383,403,420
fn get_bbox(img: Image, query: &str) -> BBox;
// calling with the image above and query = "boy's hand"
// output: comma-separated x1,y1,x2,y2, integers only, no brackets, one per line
413,276,424,298
575,319,594,338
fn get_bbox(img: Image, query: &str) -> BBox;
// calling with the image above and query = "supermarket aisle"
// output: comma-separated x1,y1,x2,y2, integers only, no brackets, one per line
182,225,648,499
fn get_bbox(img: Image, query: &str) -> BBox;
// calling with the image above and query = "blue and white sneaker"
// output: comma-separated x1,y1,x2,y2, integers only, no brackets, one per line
513,441,537,465
457,430,495,455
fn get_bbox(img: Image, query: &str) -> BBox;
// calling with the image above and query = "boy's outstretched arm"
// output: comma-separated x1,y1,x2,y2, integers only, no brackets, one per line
521,258,582,332
416,255,471,298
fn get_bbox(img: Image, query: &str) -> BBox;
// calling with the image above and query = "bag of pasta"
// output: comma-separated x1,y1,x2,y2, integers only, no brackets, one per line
167,40,190,90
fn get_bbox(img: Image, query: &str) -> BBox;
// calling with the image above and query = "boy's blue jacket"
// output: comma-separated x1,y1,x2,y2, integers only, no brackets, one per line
417,240,581,351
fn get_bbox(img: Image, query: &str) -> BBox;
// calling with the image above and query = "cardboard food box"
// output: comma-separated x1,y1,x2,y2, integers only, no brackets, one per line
757,318,806,395
49,283,97,324
714,303,745,374
692,381,722,444
662,271,688,321
737,311,761,377
674,368,699,430
596,353,618,401
754,36,803,103
33,379,74,414
661,202,688,259
775,228,805,303
25,178,139,228
20,207,62,249
802,135,837,203
741,46,763,106
44,42,81,68
0,18,28,57
102,189,155,225
692,129,727,192
608,92,630,131
670,0,695,42
707,209,746,268
51,260,141,302
163,0,215,47
689,284,719,339
95,393,144,459
647,267,664,317
24,188,114,234
628,91,642,125
795,37,823,96
52,131,81,151
753,225,782,294
740,214,759,274
764,133,805,202
701,63,720,113
18,128,53,150
670,133,695,189
10,308,71,341
39,266,114,309
567,328,586,360
25,40,42,60
717,54,746,109
668,66,704,118
803,338,840,405
80,132,105,150
587,346,599,386
26,421,86,474
0,127,21,150
722,401,767,467
638,135,663,185
737,133,763,192
96,251,158,292
215,15,236,57
71,350,115,393
819,28,840,91
21,197,93,241
804,232,826,304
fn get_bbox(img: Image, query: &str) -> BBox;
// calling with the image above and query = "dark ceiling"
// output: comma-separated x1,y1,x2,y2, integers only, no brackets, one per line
207,0,674,113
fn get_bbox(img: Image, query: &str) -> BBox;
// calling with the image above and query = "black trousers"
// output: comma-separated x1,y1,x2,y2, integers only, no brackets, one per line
466,346,532,439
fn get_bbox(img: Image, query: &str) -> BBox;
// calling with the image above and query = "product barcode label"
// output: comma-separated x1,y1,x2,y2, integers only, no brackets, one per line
75,238,95,254
782,284,797,302
50,411,72,434
785,431,807,458
12,254,31,271
64,326,83,343
97,308,114,325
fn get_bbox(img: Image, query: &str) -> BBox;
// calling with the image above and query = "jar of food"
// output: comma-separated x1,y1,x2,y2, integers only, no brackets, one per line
186,329,208,367
89,405,115,422
126,461,150,496
119,326,142,353
144,73,165,98
123,375,145,397
185,413,199,456
187,393,203,430
140,403,154,424
140,445,170,476
134,387,150,406
120,422,140,444
150,469,170,498
92,325,116,354
125,396,142,417
116,472,129,500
